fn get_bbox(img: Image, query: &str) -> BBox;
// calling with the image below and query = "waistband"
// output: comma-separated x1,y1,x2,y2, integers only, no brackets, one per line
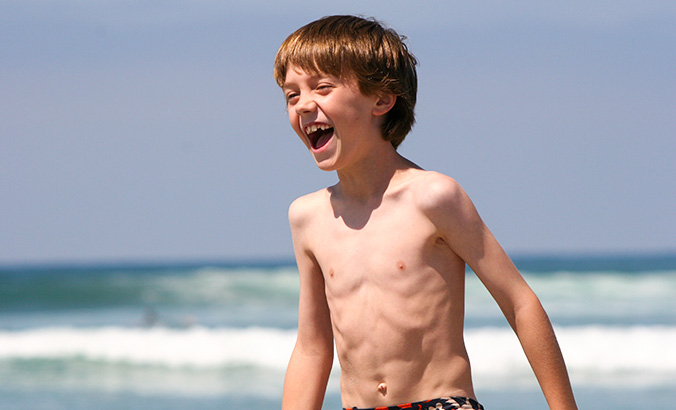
344,396,484,410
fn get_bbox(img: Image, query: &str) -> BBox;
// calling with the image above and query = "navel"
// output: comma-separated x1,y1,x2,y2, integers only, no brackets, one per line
377,382,387,396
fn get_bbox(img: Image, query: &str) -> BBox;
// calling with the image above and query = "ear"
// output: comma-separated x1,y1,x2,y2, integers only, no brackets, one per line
372,92,396,117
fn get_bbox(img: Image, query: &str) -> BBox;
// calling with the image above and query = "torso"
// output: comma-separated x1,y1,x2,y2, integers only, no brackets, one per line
299,169,476,408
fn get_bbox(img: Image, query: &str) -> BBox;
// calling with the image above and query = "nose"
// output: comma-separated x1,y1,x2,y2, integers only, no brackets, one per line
294,93,317,115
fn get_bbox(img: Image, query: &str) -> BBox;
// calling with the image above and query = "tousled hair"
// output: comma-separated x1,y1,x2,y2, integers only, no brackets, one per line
274,15,418,149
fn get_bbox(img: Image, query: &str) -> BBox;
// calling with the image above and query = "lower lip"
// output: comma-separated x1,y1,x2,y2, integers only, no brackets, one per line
310,131,334,153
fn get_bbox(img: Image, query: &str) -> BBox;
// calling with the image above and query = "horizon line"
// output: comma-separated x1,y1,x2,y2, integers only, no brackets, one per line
1,249,675,273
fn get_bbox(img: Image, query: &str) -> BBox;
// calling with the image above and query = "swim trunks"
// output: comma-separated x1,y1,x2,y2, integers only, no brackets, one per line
344,396,484,410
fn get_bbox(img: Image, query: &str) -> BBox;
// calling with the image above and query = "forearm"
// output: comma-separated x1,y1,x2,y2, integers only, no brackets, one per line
282,344,334,410
512,295,577,410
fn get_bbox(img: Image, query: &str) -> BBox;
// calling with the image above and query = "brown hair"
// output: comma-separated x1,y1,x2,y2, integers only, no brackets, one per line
274,15,418,149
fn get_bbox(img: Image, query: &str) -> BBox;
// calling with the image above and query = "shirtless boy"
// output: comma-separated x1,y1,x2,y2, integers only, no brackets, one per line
274,15,577,410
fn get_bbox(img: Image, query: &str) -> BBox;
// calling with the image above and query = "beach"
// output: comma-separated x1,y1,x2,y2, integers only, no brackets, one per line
1,253,674,409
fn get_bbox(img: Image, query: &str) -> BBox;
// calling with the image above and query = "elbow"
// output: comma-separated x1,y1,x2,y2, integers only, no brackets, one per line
508,290,548,329
290,339,334,377
295,334,334,362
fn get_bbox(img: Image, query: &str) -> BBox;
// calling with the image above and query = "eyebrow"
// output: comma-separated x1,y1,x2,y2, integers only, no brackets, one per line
281,75,315,90
282,82,298,92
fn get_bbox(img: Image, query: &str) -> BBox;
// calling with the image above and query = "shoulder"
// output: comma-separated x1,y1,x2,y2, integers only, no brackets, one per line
288,189,330,266
406,171,481,234
408,171,469,211
288,188,329,229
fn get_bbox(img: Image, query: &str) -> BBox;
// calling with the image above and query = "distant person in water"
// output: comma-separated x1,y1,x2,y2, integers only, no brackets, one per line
274,15,577,410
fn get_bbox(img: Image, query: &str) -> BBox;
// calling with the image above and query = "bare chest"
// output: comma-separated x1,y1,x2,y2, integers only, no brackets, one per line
308,202,454,296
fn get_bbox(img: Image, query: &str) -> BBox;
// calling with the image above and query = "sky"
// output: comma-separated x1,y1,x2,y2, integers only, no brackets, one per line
1,0,674,265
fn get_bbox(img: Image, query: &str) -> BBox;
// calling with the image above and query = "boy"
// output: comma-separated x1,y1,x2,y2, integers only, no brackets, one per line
274,15,577,410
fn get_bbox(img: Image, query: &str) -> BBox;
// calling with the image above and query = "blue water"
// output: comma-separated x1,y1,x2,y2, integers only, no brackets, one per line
1,253,675,410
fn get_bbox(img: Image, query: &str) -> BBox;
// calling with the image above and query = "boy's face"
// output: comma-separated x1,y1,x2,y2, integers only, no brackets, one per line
282,65,387,172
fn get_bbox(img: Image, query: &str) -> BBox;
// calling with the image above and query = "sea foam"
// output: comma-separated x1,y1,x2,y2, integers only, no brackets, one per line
0,325,674,388
0,326,296,369
466,325,676,387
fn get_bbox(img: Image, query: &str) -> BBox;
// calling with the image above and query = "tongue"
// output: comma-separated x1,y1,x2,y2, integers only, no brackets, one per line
314,129,333,150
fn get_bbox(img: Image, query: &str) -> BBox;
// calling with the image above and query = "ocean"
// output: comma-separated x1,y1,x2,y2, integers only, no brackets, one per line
0,253,674,410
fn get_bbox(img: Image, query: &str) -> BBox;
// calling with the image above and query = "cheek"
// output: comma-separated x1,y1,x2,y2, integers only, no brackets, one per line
288,112,301,132
288,114,310,147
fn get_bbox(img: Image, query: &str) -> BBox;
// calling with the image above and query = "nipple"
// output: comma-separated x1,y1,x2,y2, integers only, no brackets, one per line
329,268,335,278
377,382,387,396
396,261,406,271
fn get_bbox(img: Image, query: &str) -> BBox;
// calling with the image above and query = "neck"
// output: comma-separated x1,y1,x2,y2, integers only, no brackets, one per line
334,141,416,201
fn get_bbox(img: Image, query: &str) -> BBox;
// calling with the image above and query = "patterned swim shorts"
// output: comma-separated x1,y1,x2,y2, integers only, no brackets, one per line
344,396,484,410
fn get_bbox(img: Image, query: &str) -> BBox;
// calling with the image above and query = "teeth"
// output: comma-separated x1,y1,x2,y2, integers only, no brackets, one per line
304,123,331,135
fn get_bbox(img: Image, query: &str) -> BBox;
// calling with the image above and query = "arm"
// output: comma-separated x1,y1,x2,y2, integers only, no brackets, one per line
423,175,577,410
283,200,334,410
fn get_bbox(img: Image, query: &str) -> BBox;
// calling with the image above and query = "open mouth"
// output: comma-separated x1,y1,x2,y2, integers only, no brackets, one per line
304,123,334,150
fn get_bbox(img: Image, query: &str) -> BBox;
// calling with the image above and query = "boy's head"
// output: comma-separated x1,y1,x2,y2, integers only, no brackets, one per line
274,15,418,149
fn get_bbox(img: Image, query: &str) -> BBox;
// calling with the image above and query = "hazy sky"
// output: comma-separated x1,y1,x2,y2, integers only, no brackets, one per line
1,1,674,264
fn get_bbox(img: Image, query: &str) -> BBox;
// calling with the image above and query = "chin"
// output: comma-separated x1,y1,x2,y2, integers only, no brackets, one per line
310,147,341,172
313,156,340,172
315,161,338,172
